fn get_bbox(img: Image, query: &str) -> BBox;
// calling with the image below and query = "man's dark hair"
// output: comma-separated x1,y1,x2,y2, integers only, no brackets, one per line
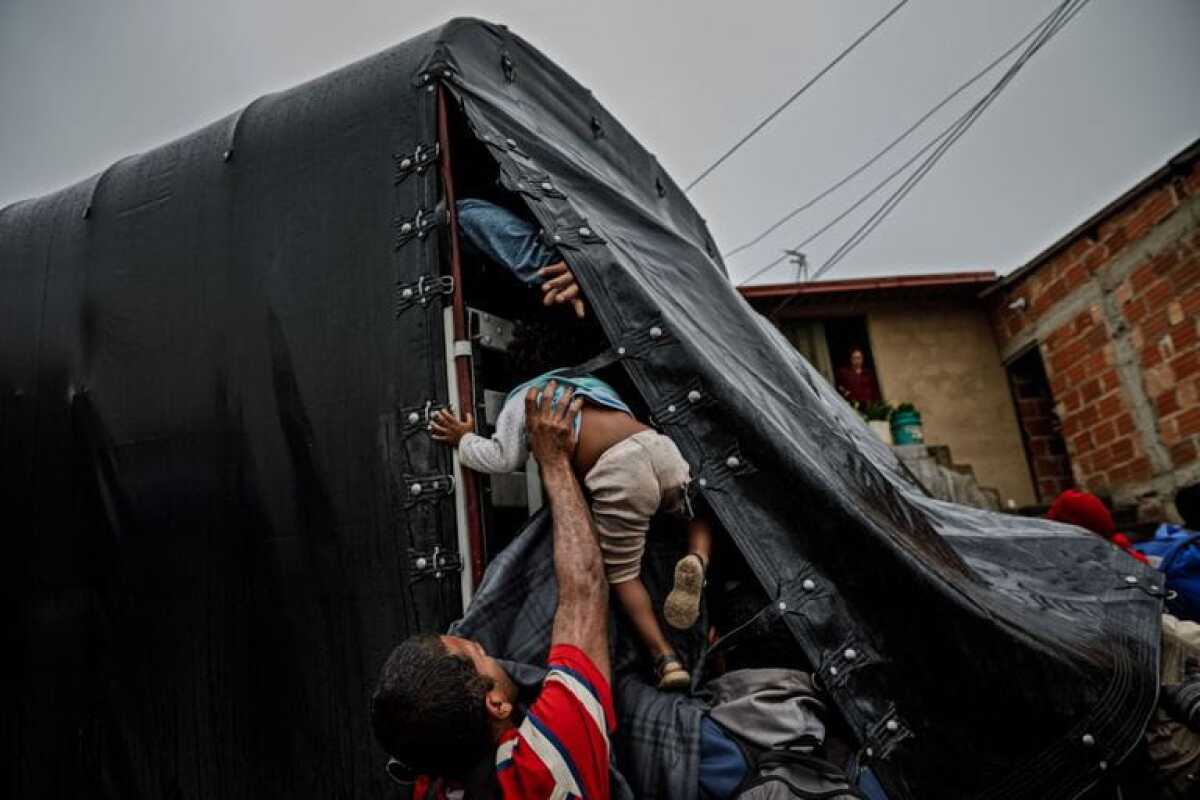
370,634,494,778
1177,483,1200,530
508,317,607,384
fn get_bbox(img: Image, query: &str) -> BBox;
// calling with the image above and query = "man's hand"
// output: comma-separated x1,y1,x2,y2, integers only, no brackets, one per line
538,262,587,319
525,381,583,467
530,380,610,682
430,408,475,446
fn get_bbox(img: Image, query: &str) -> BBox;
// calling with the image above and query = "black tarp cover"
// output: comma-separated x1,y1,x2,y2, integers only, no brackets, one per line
1,17,1162,800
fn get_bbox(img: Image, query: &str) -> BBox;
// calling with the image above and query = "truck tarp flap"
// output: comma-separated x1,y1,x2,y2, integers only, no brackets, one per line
1,17,1161,799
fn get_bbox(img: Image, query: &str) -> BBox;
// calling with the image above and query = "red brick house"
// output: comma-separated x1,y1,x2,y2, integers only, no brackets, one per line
985,137,1200,519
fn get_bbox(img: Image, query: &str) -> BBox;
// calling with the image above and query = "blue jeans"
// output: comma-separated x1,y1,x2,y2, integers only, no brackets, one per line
456,198,560,285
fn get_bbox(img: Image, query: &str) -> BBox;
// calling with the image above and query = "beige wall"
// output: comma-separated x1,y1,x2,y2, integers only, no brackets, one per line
868,302,1036,507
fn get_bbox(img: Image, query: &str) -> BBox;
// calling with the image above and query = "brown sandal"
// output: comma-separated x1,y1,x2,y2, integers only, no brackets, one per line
655,653,690,692
664,553,707,630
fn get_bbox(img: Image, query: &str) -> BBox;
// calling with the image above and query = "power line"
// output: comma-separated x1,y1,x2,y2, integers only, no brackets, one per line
723,0,1072,262
683,0,910,193
739,0,1090,292
763,0,1091,318
735,118,960,286
807,0,1091,287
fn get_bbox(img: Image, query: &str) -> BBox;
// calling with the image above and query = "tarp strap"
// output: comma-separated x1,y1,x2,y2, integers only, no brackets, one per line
393,142,440,184
393,205,448,250
394,274,454,316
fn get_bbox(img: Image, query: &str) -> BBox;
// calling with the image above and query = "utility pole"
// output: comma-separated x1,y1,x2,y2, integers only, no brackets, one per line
784,248,808,282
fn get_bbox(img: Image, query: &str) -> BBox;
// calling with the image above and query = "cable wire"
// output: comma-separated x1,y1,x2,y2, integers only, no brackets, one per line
723,0,1072,261
808,0,1090,285
684,0,910,192
764,0,1091,316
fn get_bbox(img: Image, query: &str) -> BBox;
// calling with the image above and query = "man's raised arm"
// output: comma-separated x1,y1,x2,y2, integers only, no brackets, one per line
525,382,610,682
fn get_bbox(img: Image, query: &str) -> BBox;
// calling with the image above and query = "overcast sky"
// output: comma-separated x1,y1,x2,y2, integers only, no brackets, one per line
2,0,1197,283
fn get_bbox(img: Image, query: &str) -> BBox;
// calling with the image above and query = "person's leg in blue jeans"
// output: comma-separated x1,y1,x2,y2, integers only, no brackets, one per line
456,198,587,317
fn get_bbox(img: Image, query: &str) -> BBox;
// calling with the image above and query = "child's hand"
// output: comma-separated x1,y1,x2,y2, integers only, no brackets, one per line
430,408,474,446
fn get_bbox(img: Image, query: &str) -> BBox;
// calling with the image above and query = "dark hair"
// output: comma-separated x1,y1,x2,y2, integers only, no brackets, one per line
1177,483,1200,530
507,317,607,384
370,634,494,778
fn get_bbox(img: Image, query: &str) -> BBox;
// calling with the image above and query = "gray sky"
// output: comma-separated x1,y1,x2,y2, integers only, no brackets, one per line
2,0,1197,283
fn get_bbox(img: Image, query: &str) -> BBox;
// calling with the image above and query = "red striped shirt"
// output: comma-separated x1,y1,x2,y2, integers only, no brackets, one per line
495,645,616,799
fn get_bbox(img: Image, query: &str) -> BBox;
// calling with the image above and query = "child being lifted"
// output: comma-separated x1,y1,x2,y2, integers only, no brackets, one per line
431,322,712,691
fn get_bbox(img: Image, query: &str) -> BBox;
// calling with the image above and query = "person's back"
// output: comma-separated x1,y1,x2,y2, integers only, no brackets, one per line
1134,483,1200,622
437,369,649,477
432,368,715,691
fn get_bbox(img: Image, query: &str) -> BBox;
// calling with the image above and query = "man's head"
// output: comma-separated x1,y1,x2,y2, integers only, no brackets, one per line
370,634,519,778
1177,483,1200,530
849,348,865,370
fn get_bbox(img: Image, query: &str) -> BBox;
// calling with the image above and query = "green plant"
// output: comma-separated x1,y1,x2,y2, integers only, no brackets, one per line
892,402,917,418
862,401,893,422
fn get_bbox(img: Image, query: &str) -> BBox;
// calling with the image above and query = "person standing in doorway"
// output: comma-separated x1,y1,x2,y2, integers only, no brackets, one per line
835,346,881,407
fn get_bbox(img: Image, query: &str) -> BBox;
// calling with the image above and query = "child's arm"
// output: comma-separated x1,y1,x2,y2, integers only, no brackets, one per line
430,397,528,474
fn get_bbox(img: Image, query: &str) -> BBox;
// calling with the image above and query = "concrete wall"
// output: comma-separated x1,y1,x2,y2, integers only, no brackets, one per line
868,302,1037,507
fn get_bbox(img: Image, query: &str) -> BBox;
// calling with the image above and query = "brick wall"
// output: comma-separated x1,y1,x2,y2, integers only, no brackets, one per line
989,142,1200,518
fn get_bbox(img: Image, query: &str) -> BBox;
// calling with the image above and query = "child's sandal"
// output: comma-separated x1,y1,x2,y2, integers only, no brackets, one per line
655,653,690,692
664,553,707,630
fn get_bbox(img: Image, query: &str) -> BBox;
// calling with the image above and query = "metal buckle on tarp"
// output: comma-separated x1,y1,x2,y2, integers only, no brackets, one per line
393,206,447,250
653,377,713,427
393,142,440,184
499,165,565,203
401,474,455,507
409,545,463,580
693,444,756,494
414,58,458,91
474,129,531,159
545,218,606,250
394,275,454,316
855,706,911,768
398,400,448,436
